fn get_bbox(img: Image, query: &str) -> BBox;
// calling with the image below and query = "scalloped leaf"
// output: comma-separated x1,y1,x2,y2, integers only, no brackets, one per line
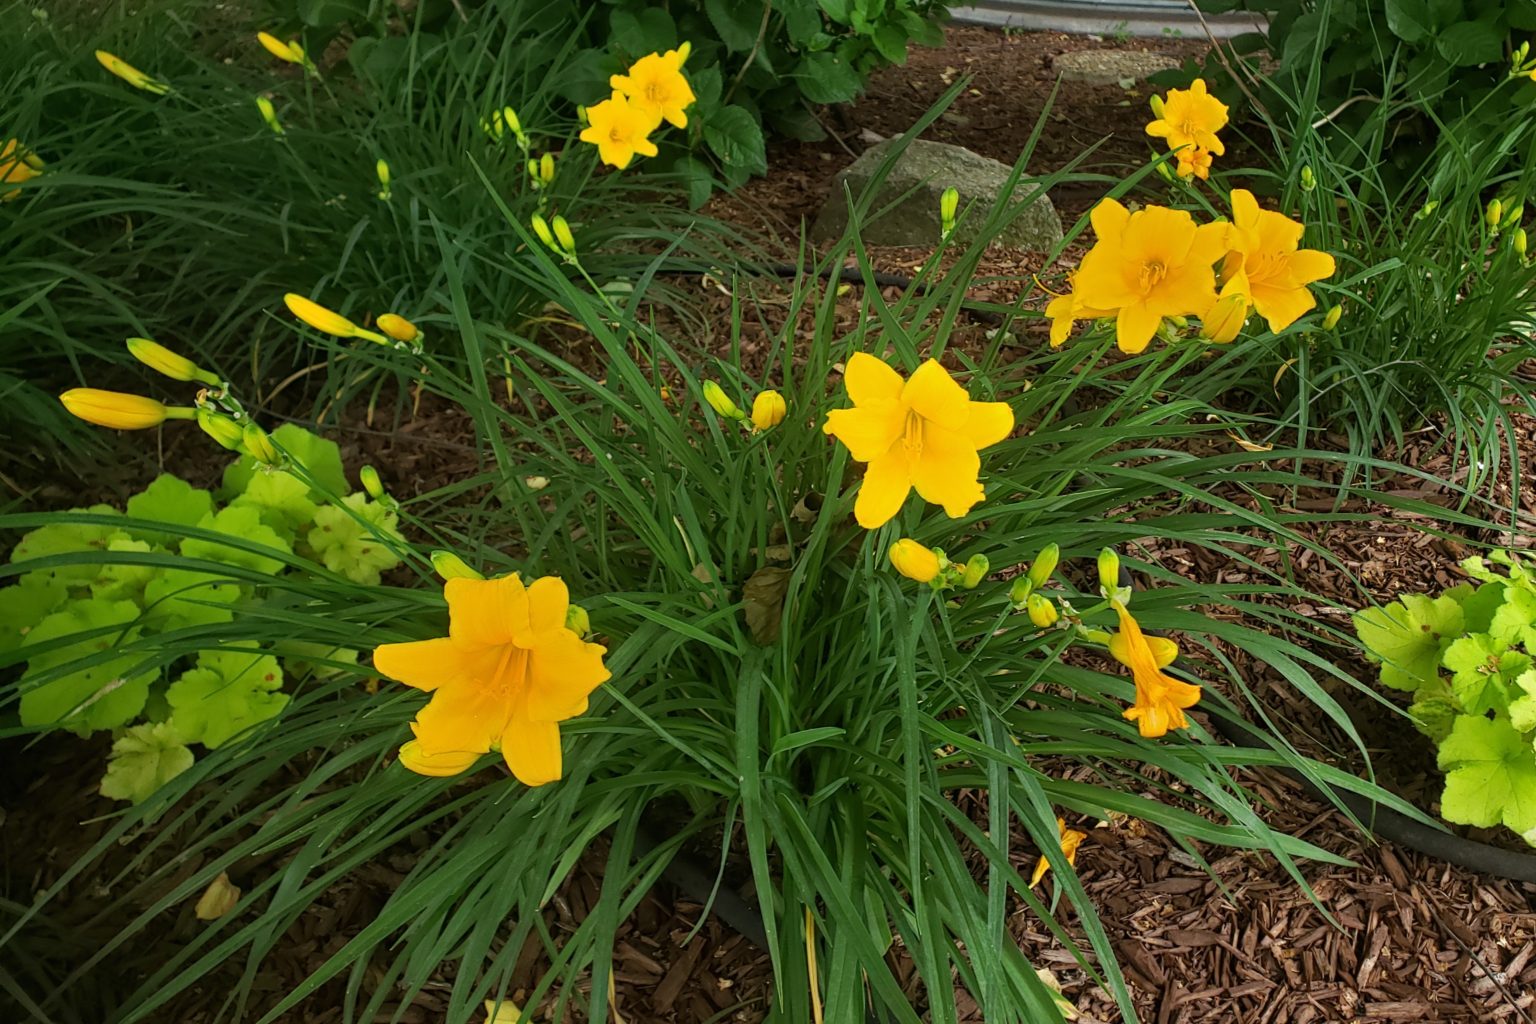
229,469,318,542
1437,714,1536,836
305,493,403,585
99,722,195,804
19,598,153,735
180,506,291,576
0,576,68,655
1353,593,1465,691
142,568,240,631
221,423,346,500
1443,634,1528,716
88,533,157,604
11,506,124,586
124,474,215,543
168,647,287,749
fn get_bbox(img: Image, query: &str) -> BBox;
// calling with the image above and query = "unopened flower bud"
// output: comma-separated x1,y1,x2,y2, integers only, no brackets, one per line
1299,165,1315,192
375,158,391,200
1097,548,1121,594
359,465,386,500
530,214,557,251
960,554,989,589
551,215,576,255
1009,575,1033,608
1322,304,1342,330
1026,593,1058,628
126,337,220,385
1026,543,1060,589
255,95,284,135
376,313,420,344
1504,201,1524,229
702,380,744,420
939,186,959,235
565,604,591,636
60,388,182,430
750,389,786,431
1487,198,1504,231
1149,94,1165,118
242,422,281,465
889,539,942,583
1517,228,1529,259
197,408,245,450
430,550,482,580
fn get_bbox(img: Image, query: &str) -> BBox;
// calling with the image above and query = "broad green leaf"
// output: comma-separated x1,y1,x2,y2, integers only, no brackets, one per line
0,576,68,655
142,568,240,631
168,648,287,749
305,493,404,585
297,0,366,27
125,474,215,543
872,24,909,65
1353,593,1464,690
1443,634,1526,716
1488,586,1536,649
1407,688,1459,743
704,0,760,52
608,6,676,57
1458,580,1506,634
1437,714,1536,835
11,506,123,585
820,0,853,24
703,105,768,174
1436,20,1504,67
88,534,156,604
221,423,346,500
1384,0,1435,41
181,506,291,576
1510,670,1536,733
99,723,195,804
794,51,863,104
230,470,318,543
19,598,153,735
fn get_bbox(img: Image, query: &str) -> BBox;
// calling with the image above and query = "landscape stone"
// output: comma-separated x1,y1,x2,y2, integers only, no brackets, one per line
1052,49,1180,85
811,138,1063,251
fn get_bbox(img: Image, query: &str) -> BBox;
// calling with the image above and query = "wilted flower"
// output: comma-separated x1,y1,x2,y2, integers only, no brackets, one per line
1109,601,1201,738
0,139,44,201
1030,818,1087,886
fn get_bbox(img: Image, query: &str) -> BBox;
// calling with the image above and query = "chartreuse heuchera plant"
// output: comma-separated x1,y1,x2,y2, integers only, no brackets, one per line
1355,550,1536,842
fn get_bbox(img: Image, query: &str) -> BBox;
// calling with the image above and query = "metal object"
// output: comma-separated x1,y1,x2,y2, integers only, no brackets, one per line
949,0,1266,39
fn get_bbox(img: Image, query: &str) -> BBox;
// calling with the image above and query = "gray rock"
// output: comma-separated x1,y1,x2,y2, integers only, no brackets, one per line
1052,49,1180,86
811,138,1063,251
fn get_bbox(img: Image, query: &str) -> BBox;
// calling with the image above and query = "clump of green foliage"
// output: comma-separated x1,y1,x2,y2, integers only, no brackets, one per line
5,424,402,803
1355,549,1536,843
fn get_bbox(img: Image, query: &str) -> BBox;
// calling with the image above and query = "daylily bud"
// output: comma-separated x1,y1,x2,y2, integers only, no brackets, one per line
1505,201,1525,229
1009,575,1033,608
430,550,483,581
1487,198,1503,231
1201,290,1249,344
1415,199,1439,221
376,158,391,200
501,106,523,139
530,213,557,251
702,380,745,420
961,554,989,589
551,215,576,255
538,152,555,184
256,31,305,65
197,408,245,450
1300,165,1315,192
939,186,959,236
1097,548,1121,594
1154,159,1176,184
359,465,386,500
1026,593,1059,628
283,293,390,345
60,388,183,430
1518,229,1529,259
1322,304,1342,330
1149,94,1165,118
1027,544,1060,589
889,539,942,583
126,337,220,385
750,390,786,431
95,50,170,95
255,95,284,135
565,604,591,636
242,422,281,465
376,313,421,344
524,475,549,490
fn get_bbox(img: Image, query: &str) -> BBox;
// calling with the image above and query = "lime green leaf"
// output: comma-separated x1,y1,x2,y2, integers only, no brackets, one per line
11,506,123,585
1489,586,1536,649
142,568,240,631
1457,580,1507,634
19,598,153,735
1509,670,1536,734
1437,714,1536,835
273,639,361,679
221,423,346,500
1407,688,1459,743
88,534,156,604
1353,593,1464,690
168,648,287,749
99,723,194,803
1444,634,1527,716
0,576,68,656
229,469,318,542
305,493,404,585
180,506,291,576
125,474,215,543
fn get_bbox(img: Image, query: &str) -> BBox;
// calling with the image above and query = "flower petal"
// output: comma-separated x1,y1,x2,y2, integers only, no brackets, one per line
1286,248,1336,286
844,352,904,406
521,575,570,645
903,360,970,431
910,425,984,518
853,453,912,529
962,401,1014,450
502,716,562,786
1252,281,1318,333
373,637,466,692
412,677,507,755
447,574,527,646
1090,198,1131,244
824,405,901,463
1114,303,1162,354
526,631,610,721
398,740,481,777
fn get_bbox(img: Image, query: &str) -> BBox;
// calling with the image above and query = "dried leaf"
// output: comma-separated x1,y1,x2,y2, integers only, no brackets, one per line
194,871,240,921
742,566,792,644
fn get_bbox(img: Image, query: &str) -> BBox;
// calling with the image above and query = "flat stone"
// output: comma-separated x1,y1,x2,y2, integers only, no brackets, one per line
1052,49,1180,85
810,138,1063,251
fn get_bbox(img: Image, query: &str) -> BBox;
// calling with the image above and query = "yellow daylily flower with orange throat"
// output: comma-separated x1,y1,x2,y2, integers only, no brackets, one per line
1108,600,1201,738
372,573,611,786
1073,198,1229,354
1224,189,1337,333
1146,78,1228,157
823,353,1014,529
610,45,696,130
578,91,660,170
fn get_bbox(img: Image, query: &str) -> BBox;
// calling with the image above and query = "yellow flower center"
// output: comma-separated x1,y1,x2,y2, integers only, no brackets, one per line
609,126,625,143
492,644,530,705
901,408,926,456
1138,260,1168,293
645,80,667,103
1180,119,1200,139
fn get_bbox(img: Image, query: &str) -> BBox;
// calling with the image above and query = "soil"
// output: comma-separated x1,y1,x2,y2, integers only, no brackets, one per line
8,21,1536,1024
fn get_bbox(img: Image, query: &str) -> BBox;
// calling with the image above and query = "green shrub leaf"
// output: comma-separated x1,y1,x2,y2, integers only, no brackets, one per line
305,493,404,585
168,648,287,749
125,474,215,542
1435,20,1505,67
99,723,195,804
703,105,768,174
180,506,292,576
1353,593,1465,690
794,51,863,104
19,598,153,735
1437,714,1536,834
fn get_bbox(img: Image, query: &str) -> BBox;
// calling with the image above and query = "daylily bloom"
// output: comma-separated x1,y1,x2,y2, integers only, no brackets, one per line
1146,78,1227,157
1174,145,1213,181
578,91,660,170
611,45,695,130
1073,199,1229,354
823,353,1014,529
60,388,189,429
256,31,306,65
889,539,942,583
373,573,611,786
1108,600,1201,738
0,139,44,201
751,390,786,431
1223,189,1336,333
95,50,170,95
1030,817,1088,886
283,293,390,345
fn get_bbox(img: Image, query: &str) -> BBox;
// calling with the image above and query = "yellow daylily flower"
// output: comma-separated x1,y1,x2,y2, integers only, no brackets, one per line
888,539,942,583
256,31,306,65
1174,145,1213,181
1073,198,1229,354
578,91,660,170
1224,189,1337,334
95,50,170,95
610,46,696,130
822,353,1014,529
0,139,44,201
283,293,389,345
1108,600,1201,738
1030,817,1088,886
372,573,611,786
59,388,188,430
751,390,786,431
1145,78,1227,157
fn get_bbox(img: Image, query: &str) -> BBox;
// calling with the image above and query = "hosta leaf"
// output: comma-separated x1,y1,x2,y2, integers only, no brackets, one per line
1437,714,1536,835
99,722,195,804
168,648,287,749
1353,592,1464,690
